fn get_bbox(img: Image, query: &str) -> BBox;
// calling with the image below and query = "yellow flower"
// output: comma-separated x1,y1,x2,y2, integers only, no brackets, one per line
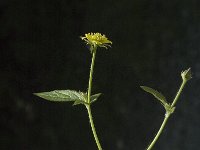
81,33,112,49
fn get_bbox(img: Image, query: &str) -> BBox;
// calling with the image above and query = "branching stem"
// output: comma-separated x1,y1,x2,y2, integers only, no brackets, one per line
146,79,188,150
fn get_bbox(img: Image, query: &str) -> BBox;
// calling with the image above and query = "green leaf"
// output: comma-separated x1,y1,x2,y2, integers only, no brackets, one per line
73,100,86,106
90,93,102,104
140,86,167,105
34,90,87,105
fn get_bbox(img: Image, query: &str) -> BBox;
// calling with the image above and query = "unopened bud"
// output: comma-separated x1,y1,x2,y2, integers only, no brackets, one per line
181,68,192,81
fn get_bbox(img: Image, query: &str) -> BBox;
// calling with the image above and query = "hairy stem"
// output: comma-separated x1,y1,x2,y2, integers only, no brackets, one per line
87,105,102,150
147,114,169,150
87,48,96,103
87,47,102,150
146,79,187,150
171,80,187,107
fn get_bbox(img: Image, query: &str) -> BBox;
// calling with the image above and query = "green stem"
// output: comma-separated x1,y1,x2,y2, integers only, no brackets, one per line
147,114,169,150
87,46,103,150
87,47,96,103
171,80,186,107
87,105,102,150
146,79,187,150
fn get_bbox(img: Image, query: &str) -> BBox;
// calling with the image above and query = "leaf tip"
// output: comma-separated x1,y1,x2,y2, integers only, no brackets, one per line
140,86,148,91
33,92,39,96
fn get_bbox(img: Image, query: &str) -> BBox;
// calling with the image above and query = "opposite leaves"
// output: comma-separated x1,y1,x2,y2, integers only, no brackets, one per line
140,86,167,106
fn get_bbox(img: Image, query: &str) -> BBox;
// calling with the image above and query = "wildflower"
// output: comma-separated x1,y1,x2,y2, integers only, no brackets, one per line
81,33,112,50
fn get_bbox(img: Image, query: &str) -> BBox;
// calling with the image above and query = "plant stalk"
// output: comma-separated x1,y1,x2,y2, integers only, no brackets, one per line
146,79,187,150
147,114,169,150
171,80,187,107
87,46,103,150
87,47,96,103
87,105,102,150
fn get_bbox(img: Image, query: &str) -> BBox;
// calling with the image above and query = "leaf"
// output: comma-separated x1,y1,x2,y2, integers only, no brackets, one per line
34,90,87,105
90,93,102,104
73,100,86,106
140,86,167,105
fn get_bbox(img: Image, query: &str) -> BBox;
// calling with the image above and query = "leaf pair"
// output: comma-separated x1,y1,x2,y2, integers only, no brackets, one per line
34,90,101,106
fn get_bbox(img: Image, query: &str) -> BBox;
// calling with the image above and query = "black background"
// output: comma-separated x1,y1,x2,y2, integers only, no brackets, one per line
1,0,200,150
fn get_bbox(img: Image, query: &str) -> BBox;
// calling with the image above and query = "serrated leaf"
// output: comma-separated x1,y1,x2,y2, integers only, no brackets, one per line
34,90,87,105
140,86,167,105
90,93,102,104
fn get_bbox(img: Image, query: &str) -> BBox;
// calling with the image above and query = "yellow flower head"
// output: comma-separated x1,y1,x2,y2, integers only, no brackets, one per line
81,33,112,49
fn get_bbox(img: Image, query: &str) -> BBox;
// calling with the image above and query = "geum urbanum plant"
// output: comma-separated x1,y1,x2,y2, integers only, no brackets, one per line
34,33,112,150
34,32,192,150
141,68,192,150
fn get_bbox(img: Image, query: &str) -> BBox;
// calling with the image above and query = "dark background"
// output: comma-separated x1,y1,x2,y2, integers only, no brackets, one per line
0,0,200,150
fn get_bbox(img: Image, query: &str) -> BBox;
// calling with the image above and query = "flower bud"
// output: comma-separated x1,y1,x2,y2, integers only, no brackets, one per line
181,68,192,81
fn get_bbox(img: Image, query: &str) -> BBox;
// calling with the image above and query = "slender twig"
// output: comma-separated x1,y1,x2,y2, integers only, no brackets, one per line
86,46,103,150
147,79,187,150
